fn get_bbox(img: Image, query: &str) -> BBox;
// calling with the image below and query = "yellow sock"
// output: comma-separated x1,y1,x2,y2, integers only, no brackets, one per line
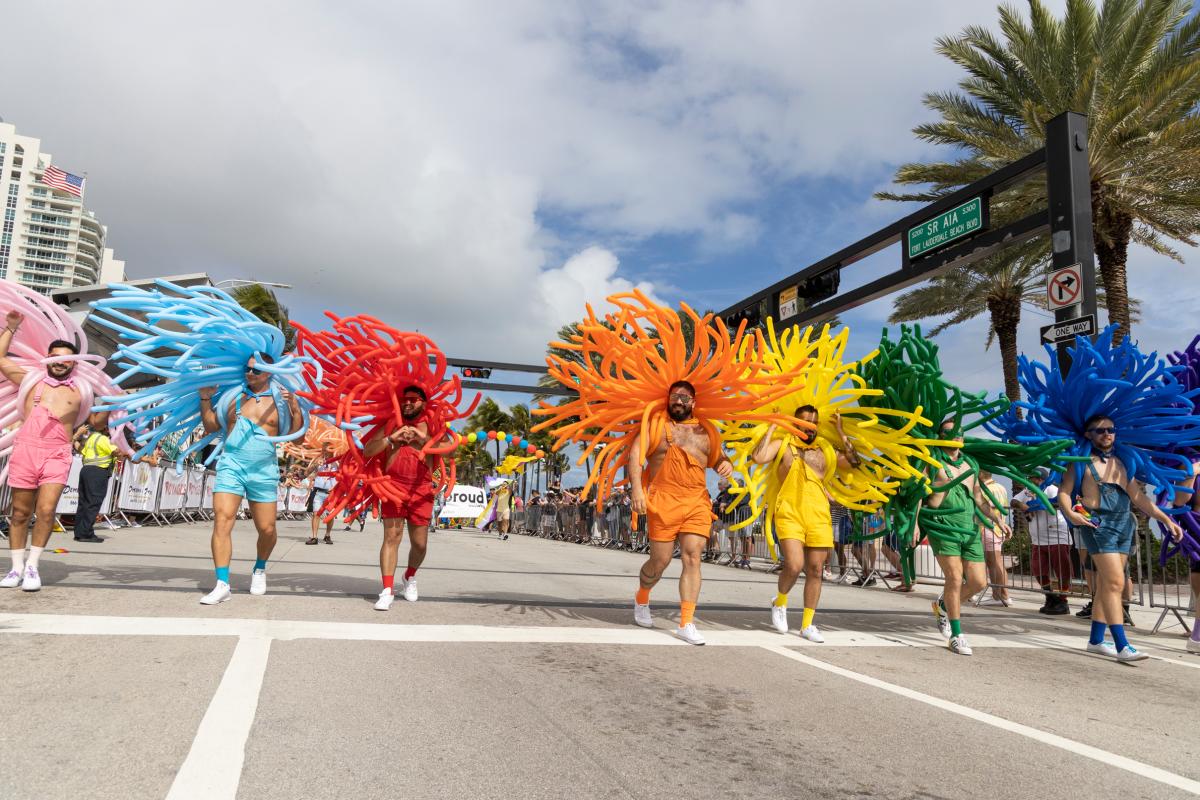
774,592,788,608
801,608,815,629
680,601,696,626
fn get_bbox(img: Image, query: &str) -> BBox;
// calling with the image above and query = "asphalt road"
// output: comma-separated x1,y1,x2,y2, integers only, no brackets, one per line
1,518,1197,800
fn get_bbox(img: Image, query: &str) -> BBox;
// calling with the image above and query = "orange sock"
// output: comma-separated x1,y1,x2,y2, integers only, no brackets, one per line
636,587,651,605
680,601,696,626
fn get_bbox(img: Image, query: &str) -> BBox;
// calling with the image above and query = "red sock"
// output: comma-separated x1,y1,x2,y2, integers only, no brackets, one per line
382,575,394,591
403,567,417,581
635,587,651,605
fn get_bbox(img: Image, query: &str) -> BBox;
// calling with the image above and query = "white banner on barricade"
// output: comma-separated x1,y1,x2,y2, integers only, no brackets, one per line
54,457,85,514
439,484,487,518
158,468,189,512
202,473,215,510
186,469,205,509
118,462,162,513
288,486,309,513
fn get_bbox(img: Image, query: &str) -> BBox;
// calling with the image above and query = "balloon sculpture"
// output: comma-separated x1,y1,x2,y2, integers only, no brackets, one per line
91,280,314,468
0,280,134,484
533,291,808,507
1158,335,1200,563
282,416,350,463
720,320,950,558
992,326,1200,561
496,453,540,475
294,314,479,522
856,325,1074,581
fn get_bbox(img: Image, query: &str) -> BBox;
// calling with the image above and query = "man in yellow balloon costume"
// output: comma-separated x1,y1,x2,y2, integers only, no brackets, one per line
723,321,947,642
534,291,804,645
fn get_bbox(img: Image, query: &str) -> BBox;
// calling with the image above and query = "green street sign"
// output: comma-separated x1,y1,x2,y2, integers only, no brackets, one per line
906,196,985,260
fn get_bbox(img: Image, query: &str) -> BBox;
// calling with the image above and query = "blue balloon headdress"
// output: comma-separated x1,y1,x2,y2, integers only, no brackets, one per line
987,325,1200,508
91,280,317,469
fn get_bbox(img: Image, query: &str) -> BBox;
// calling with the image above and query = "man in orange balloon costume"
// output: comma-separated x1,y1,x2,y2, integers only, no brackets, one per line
534,292,805,645
296,315,478,611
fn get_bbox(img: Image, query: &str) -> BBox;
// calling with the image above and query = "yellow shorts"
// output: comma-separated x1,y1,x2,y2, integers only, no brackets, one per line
774,492,833,548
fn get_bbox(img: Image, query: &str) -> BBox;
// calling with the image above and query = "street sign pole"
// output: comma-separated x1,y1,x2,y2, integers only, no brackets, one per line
1044,112,1098,374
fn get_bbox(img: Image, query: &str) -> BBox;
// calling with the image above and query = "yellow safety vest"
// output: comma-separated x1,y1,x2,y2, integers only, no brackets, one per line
81,432,116,469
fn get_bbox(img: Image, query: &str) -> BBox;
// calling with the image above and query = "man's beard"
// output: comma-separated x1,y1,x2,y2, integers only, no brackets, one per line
48,365,74,379
668,404,691,422
800,429,817,444
402,408,422,422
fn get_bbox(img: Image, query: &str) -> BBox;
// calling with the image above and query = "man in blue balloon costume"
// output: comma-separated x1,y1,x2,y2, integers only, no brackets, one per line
994,326,1198,661
92,281,313,605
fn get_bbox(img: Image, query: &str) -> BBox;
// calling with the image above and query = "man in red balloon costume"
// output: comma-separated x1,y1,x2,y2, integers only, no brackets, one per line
295,315,478,611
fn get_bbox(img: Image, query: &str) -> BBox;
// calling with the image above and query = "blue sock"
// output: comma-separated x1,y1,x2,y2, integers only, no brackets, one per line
1109,623,1131,652
1089,620,1106,645
215,565,230,584
253,558,267,571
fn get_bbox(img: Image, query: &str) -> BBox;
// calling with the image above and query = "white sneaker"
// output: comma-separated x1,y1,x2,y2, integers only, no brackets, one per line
0,569,21,588
249,569,267,596
800,624,824,643
402,577,419,602
633,602,653,628
200,581,232,605
1086,641,1118,657
978,597,1009,607
674,622,705,645
374,589,394,611
932,596,951,639
20,566,41,592
1115,646,1148,662
1187,639,1200,654
770,603,788,634
948,635,973,655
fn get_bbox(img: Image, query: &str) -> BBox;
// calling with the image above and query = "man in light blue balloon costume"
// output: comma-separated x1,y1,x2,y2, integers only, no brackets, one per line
92,281,314,605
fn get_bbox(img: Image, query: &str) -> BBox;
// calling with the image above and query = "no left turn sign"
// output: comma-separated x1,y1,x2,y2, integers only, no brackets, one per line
1047,263,1082,310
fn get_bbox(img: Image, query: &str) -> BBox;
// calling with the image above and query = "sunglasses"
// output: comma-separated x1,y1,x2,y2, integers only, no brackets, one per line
668,393,694,402
245,366,264,375
1087,426,1117,435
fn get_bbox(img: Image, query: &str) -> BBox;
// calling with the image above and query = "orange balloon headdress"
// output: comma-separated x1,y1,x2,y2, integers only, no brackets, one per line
532,290,808,507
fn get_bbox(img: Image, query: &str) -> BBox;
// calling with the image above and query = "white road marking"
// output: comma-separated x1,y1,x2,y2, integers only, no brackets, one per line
2,611,1198,659
762,644,1200,796
166,636,272,800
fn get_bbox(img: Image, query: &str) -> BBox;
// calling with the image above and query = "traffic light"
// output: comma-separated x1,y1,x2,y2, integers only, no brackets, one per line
798,267,840,305
722,304,762,331
461,367,492,379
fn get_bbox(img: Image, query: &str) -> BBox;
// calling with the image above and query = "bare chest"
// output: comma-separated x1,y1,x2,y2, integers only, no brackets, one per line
24,385,81,426
649,423,709,468
780,445,828,481
230,397,280,436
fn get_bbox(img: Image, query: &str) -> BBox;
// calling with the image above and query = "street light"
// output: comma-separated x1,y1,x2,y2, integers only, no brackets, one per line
214,279,293,290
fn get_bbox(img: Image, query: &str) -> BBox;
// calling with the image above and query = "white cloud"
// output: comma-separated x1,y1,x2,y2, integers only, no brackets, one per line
0,0,1068,363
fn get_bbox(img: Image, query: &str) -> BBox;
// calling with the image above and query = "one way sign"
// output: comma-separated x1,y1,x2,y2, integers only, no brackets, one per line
1040,313,1095,344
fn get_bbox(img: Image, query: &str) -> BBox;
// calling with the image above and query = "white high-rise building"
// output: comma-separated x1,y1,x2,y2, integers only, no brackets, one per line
0,121,126,294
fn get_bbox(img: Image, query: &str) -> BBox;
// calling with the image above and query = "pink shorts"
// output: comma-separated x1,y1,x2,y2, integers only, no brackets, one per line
981,528,1005,553
8,441,72,489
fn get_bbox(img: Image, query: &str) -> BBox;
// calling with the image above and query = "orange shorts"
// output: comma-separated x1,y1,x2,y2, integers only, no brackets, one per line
646,487,712,542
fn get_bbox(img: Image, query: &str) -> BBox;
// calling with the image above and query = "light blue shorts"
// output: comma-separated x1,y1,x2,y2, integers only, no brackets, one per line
214,451,279,504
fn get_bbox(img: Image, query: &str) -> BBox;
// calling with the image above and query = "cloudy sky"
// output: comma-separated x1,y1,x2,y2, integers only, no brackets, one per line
2,0,1196,415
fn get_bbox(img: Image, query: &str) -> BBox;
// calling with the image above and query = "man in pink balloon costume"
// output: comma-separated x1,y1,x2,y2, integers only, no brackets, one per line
0,310,83,592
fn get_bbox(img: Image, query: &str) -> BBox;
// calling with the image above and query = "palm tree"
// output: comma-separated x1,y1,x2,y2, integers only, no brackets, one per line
230,283,296,351
877,0,1200,343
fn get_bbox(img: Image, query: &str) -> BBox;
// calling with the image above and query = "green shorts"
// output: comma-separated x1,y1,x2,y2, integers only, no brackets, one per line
929,530,985,563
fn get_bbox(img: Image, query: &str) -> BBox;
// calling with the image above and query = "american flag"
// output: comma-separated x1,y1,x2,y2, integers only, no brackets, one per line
40,165,85,198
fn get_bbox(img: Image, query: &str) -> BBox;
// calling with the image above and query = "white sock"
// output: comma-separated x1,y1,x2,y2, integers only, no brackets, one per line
26,546,44,570
10,548,25,574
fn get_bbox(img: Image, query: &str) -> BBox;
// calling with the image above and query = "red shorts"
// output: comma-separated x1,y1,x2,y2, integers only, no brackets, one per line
8,441,72,490
381,483,435,526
